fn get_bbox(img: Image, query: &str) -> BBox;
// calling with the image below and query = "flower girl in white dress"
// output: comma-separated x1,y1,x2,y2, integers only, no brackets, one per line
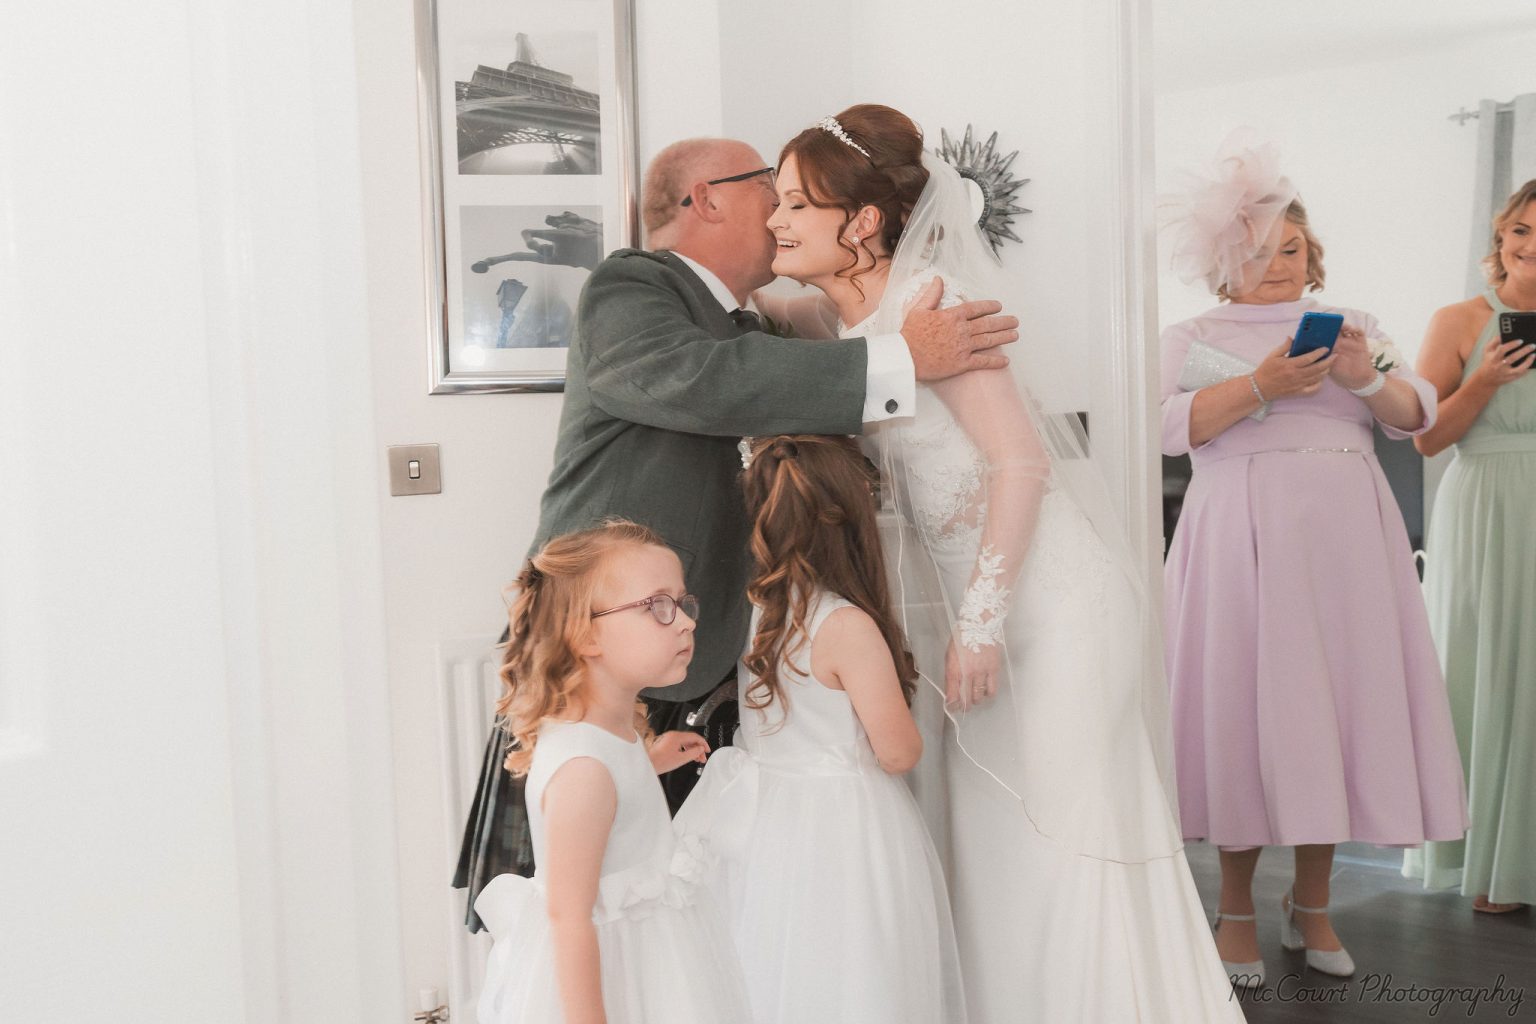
475,520,750,1024
676,434,966,1024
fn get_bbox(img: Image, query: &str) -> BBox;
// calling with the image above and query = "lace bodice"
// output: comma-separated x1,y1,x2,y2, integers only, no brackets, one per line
844,294,990,552
883,388,990,548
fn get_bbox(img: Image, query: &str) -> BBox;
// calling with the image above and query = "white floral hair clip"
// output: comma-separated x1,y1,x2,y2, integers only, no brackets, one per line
738,436,755,469
815,116,872,160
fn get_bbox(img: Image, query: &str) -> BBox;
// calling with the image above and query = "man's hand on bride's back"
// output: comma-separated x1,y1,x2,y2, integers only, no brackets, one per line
900,277,1018,381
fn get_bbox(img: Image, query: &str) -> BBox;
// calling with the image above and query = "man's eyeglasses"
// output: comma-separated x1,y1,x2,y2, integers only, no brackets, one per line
591,593,700,625
679,167,776,207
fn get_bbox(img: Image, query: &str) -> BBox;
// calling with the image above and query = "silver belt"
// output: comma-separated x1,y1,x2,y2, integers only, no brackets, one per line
1275,447,1364,454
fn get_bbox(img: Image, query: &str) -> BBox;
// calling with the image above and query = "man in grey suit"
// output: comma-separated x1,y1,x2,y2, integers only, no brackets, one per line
455,138,1017,924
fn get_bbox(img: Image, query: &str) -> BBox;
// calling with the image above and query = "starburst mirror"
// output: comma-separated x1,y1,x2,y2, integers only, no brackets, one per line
935,126,1030,254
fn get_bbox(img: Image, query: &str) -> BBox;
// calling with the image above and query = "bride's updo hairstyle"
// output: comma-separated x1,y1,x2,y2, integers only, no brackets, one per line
778,104,929,295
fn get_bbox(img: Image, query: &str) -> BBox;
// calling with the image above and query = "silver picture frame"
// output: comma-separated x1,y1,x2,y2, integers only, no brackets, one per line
415,0,640,394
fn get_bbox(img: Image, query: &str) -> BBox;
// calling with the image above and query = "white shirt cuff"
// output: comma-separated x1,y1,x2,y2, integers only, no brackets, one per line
863,333,915,423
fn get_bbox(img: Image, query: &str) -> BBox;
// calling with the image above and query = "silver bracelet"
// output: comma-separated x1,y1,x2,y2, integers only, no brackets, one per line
1348,370,1386,398
1248,373,1268,404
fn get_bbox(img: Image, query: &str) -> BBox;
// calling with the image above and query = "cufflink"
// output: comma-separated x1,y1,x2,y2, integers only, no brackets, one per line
885,399,898,414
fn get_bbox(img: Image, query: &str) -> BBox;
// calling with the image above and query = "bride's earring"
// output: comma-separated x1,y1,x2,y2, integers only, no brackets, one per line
849,235,861,247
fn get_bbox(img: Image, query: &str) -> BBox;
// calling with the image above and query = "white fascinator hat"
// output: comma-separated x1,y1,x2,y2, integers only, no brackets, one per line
1160,130,1298,297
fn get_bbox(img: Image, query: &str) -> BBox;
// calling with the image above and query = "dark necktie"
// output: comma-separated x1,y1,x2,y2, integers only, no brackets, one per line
729,307,762,333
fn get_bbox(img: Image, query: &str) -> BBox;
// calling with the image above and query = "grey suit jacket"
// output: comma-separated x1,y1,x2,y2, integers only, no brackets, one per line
529,248,869,700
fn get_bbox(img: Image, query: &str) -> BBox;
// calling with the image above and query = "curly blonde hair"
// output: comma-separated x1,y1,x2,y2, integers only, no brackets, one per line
1484,179,1536,289
498,520,662,776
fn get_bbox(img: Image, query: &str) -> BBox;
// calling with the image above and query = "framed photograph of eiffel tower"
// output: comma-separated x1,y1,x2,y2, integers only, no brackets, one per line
416,0,639,393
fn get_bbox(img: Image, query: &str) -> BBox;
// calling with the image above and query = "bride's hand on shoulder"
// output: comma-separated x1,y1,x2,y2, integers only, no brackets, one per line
647,730,710,775
944,639,1000,712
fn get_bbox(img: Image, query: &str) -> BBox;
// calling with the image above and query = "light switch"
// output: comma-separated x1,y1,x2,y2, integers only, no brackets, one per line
388,444,441,496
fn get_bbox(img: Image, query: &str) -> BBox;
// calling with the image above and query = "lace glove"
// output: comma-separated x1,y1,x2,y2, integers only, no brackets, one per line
955,545,1009,652
943,546,1010,712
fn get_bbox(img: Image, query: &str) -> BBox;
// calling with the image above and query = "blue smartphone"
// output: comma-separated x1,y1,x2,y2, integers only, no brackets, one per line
1288,311,1344,359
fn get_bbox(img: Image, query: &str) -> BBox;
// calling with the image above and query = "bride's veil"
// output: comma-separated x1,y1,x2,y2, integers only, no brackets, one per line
868,152,1181,863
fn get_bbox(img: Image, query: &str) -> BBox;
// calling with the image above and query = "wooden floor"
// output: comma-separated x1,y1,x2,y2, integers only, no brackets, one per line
1183,842,1536,1022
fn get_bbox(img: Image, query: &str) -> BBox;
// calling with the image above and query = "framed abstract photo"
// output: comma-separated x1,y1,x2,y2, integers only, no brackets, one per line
416,0,639,393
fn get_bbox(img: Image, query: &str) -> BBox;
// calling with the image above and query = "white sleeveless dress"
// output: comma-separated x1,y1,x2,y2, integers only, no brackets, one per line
475,720,749,1023
675,590,966,1024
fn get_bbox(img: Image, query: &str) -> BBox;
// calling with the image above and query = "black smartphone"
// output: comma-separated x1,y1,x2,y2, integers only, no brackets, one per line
1288,311,1344,359
1498,312,1536,359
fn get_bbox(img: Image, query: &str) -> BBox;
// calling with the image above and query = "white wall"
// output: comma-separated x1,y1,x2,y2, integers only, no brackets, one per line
3,0,403,1020
0,3,248,1015
1154,28,1536,361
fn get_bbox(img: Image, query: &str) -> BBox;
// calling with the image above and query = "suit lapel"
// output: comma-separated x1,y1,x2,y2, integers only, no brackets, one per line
655,251,739,339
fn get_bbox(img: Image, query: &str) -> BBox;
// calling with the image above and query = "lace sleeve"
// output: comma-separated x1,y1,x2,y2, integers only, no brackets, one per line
932,367,1050,651
896,273,1048,650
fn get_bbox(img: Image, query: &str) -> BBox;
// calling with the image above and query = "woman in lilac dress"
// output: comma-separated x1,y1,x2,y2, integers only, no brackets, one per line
1159,138,1467,988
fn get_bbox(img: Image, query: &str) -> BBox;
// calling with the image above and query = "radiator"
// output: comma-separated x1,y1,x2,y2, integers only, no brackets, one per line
435,636,502,1019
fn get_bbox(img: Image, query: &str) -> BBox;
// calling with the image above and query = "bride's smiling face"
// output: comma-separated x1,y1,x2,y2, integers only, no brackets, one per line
767,155,860,285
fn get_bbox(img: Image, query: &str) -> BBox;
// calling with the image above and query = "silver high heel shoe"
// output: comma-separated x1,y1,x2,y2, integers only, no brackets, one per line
1213,910,1265,988
1281,887,1356,976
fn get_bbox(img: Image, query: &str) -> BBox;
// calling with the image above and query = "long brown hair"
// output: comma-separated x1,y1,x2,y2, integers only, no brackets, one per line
1485,179,1536,288
741,435,918,715
497,520,662,776
777,104,929,299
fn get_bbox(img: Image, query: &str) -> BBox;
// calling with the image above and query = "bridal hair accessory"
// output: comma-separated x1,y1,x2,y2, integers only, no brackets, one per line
739,436,806,469
815,115,873,159
1159,130,1297,296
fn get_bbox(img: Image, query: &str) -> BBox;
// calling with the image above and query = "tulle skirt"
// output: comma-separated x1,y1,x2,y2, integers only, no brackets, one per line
474,853,750,1024
676,747,967,1024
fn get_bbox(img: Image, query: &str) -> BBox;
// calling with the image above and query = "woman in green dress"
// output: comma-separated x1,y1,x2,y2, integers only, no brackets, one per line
1406,179,1536,912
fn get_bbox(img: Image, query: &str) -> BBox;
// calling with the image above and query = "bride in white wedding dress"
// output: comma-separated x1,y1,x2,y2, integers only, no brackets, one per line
758,105,1245,1022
